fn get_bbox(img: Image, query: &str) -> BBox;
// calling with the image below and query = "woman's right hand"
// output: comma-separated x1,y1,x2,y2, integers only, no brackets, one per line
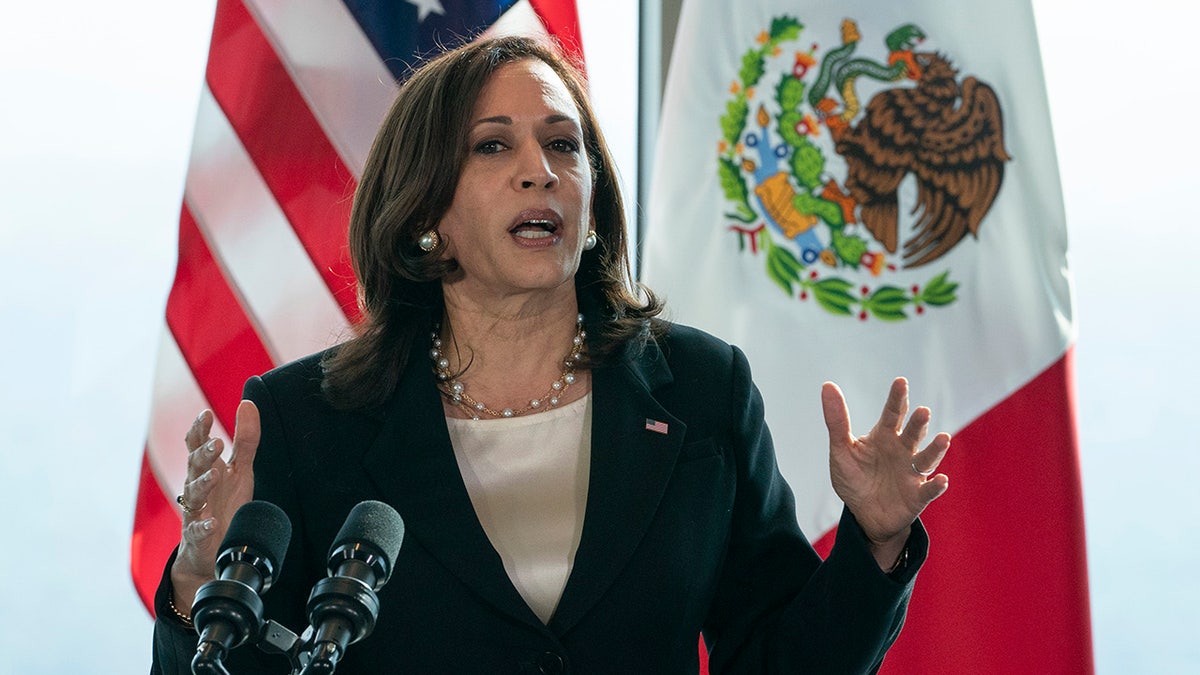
168,400,261,616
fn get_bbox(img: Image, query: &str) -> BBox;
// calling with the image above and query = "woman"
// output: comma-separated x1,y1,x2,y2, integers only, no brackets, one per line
152,36,950,674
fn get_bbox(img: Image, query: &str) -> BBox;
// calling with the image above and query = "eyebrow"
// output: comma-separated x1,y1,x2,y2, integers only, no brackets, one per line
472,114,578,127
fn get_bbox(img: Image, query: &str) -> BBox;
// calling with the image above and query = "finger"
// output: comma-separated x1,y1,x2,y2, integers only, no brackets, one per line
185,409,214,453
186,437,224,480
229,400,261,468
912,432,952,475
875,377,909,433
177,519,221,584
181,517,217,545
821,382,854,447
900,406,931,450
918,473,950,504
181,467,220,520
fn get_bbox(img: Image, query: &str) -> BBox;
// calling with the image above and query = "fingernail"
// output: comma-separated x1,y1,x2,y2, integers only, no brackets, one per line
204,440,218,456
202,469,214,483
202,519,214,531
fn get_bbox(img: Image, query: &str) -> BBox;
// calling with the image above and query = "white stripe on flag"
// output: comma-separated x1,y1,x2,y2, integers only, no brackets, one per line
485,1,553,41
186,85,350,365
145,325,231,499
245,0,399,176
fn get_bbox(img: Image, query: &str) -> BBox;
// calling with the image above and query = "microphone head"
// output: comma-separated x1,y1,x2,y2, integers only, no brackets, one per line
217,500,292,590
328,500,405,586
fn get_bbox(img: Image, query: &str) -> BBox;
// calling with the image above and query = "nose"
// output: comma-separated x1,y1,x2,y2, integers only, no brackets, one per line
513,144,558,191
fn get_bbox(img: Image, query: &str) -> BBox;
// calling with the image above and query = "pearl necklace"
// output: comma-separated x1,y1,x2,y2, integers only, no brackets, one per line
431,314,586,420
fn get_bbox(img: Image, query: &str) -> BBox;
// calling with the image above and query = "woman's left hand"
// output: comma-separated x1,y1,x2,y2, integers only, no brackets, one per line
821,377,950,566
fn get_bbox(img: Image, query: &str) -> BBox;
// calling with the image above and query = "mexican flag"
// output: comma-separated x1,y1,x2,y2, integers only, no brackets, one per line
643,1,1092,672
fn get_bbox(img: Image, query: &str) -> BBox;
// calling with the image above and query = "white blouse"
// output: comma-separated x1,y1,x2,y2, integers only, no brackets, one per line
446,394,592,624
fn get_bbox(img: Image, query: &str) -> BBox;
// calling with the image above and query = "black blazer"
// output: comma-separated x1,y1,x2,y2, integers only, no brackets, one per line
153,322,925,674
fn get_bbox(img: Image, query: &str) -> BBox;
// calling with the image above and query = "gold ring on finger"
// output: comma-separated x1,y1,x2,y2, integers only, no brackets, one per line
176,493,207,516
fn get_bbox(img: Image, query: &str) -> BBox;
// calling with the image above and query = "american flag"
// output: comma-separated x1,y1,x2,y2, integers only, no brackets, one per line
645,418,669,434
130,0,586,614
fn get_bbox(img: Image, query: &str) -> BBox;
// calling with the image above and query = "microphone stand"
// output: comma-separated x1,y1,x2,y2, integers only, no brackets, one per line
252,619,309,674
250,574,382,674
252,613,368,675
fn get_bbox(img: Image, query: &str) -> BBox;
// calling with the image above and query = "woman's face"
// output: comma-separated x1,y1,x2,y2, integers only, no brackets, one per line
436,58,593,305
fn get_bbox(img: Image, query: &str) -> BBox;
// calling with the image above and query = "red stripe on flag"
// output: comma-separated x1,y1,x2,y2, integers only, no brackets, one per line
166,204,275,430
131,203,278,611
812,525,836,560
205,0,360,321
130,447,182,614
529,0,585,69
707,354,1091,674
882,350,1092,674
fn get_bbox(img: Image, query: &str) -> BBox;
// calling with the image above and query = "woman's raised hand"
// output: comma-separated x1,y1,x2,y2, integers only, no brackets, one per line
821,378,950,568
168,400,260,615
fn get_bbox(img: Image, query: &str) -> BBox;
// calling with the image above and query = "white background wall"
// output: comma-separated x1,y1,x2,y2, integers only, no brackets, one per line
0,1,1194,672
1033,1,1199,670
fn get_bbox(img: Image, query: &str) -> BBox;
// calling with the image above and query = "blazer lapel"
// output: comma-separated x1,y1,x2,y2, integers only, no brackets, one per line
361,358,545,630
549,338,686,634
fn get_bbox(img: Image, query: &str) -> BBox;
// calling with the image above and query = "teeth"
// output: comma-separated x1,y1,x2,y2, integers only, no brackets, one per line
514,230,555,239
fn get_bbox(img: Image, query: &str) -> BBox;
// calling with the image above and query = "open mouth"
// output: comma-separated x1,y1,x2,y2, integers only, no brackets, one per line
509,211,562,241
511,219,558,239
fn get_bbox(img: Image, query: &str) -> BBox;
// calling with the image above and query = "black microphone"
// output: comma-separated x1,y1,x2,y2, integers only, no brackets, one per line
300,500,405,674
190,500,292,675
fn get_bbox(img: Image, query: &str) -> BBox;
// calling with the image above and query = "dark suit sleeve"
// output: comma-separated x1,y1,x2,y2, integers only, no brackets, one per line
149,549,197,675
704,345,927,674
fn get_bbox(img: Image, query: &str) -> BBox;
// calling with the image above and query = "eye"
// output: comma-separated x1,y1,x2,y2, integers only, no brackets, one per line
473,139,507,155
548,138,580,154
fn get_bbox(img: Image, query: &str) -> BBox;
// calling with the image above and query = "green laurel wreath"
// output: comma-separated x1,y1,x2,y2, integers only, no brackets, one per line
718,16,959,321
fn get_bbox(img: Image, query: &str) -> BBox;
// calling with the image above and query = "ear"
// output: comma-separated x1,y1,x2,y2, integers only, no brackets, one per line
437,233,456,263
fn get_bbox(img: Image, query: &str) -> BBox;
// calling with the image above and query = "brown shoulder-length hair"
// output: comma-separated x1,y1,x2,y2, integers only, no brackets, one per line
321,35,662,411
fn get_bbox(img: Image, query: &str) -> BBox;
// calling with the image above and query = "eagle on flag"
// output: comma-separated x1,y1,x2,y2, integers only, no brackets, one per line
834,51,1011,267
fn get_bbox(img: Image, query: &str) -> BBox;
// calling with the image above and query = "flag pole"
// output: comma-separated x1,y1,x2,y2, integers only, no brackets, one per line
635,0,663,281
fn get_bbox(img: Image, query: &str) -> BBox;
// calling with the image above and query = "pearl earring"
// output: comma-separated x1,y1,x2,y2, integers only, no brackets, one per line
418,230,440,252
583,230,597,251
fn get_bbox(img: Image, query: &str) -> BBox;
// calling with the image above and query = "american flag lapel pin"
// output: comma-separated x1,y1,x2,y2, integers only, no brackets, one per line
645,419,669,435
